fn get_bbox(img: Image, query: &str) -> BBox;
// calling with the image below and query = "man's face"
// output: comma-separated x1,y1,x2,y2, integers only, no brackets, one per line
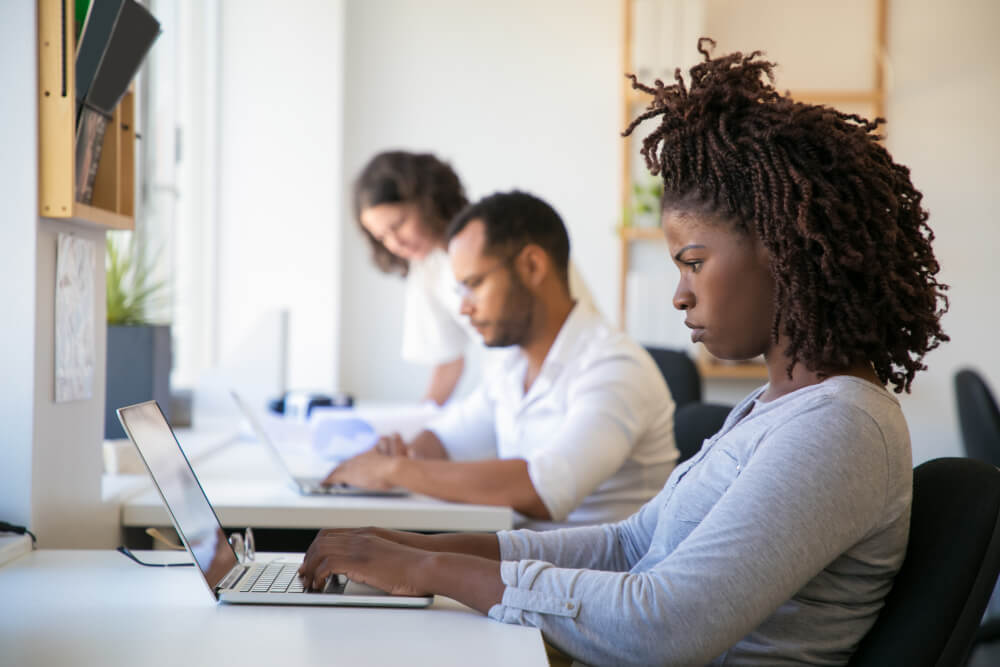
448,219,534,348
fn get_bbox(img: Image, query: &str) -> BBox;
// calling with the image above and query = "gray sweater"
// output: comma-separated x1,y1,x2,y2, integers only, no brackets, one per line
488,376,912,666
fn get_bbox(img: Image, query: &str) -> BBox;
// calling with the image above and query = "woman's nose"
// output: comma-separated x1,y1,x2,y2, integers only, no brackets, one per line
673,280,693,311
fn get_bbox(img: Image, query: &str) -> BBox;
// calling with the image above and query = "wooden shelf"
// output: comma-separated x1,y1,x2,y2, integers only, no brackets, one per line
625,88,655,106
617,0,888,332
37,0,135,231
619,226,663,241
786,89,882,107
696,357,770,381
70,202,134,230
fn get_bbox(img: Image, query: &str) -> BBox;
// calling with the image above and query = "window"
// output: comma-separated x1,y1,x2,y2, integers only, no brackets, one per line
137,0,221,390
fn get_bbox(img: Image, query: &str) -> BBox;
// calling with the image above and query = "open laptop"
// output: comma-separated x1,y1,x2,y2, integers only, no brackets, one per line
231,391,408,497
117,400,431,607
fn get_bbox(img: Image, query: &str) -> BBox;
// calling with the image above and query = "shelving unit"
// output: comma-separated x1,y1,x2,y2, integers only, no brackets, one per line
618,0,886,380
37,0,135,231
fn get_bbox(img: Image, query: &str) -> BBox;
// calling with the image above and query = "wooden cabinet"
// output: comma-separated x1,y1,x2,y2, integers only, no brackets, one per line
37,0,135,230
618,0,886,381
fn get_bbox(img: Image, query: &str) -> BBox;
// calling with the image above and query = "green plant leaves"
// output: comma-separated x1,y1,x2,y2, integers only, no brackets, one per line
106,234,168,325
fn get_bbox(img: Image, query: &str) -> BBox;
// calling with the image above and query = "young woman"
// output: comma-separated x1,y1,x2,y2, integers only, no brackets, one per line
353,151,592,405
302,41,949,666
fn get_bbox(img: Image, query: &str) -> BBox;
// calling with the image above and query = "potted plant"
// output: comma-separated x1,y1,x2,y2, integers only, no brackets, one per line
104,232,171,439
621,178,664,229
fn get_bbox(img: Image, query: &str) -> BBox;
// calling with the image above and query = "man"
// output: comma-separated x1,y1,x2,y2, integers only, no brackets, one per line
324,191,678,528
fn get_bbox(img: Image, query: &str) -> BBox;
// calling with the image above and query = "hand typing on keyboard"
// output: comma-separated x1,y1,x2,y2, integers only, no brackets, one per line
297,528,433,597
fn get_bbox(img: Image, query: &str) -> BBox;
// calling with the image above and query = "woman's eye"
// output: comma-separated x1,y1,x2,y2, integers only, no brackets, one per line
685,260,703,273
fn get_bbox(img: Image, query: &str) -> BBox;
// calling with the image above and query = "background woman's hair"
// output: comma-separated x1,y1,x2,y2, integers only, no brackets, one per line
352,151,468,276
624,38,949,393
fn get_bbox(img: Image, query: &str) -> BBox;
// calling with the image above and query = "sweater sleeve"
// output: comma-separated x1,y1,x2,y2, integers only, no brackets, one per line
497,485,669,571
488,402,892,667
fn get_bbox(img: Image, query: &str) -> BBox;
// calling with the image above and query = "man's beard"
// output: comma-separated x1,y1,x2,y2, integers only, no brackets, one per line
482,273,534,348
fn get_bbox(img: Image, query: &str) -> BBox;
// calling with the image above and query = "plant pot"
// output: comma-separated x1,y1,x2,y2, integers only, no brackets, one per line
104,324,172,439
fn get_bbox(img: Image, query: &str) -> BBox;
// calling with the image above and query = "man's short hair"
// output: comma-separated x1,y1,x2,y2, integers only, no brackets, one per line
446,191,570,283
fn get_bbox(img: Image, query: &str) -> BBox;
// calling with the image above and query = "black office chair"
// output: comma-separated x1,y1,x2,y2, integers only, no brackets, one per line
847,458,1000,667
673,402,732,463
645,347,701,408
955,369,1000,656
955,369,1000,468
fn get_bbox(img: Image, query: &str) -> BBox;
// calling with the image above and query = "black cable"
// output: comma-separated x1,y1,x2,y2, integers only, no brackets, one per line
0,520,37,545
116,545,194,568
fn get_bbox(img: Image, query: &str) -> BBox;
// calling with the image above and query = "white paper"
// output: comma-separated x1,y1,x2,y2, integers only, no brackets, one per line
55,233,96,402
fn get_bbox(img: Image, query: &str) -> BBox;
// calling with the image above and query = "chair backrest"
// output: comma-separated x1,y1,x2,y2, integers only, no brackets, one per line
673,402,732,463
645,347,701,408
848,457,1000,667
955,368,1000,467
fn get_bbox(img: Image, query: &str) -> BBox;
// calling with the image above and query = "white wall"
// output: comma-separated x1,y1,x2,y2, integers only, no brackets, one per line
214,0,345,397
0,0,39,529
339,0,622,400
886,0,1000,463
33,221,118,548
0,1,117,547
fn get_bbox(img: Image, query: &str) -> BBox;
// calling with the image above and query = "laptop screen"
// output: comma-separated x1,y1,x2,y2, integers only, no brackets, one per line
117,401,239,597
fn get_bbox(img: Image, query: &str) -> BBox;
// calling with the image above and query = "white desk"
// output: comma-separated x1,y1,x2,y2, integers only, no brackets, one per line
116,439,513,534
0,550,547,667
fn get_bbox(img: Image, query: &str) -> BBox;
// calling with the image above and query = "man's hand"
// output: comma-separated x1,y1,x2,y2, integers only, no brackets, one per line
297,528,431,596
321,448,399,490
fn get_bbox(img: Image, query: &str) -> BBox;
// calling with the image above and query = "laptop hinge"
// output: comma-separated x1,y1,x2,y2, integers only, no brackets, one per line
217,564,248,591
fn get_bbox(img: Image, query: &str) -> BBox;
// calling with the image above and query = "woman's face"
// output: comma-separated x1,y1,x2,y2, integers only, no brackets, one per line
663,209,776,361
360,202,438,261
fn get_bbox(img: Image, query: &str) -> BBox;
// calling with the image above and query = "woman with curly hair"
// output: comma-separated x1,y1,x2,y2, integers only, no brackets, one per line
353,151,592,405
301,41,949,665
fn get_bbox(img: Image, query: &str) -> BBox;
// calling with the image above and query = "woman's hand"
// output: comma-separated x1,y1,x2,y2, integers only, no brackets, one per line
297,529,431,596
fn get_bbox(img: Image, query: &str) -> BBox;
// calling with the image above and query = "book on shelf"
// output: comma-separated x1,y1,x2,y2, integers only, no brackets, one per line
73,0,160,205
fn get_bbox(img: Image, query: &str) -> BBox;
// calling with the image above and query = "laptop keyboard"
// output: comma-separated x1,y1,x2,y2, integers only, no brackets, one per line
237,562,307,594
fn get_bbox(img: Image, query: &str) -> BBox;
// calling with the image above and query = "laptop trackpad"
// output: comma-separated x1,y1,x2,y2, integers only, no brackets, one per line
343,580,390,596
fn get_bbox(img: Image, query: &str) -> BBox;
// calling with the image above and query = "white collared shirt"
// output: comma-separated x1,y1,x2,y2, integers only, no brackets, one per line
427,301,679,529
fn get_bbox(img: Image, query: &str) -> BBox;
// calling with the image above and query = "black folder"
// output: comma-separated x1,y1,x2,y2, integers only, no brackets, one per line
74,0,160,203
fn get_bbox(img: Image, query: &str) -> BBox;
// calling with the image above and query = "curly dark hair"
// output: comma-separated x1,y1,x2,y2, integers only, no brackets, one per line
353,151,468,276
623,38,948,393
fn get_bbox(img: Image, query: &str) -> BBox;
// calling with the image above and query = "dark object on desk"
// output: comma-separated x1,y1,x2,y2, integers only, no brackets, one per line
104,324,171,439
847,457,1000,667
0,520,37,545
74,0,160,203
955,368,1000,468
645,346,701,408
673,402,733,464
268,391,354,419
116,545,193,568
